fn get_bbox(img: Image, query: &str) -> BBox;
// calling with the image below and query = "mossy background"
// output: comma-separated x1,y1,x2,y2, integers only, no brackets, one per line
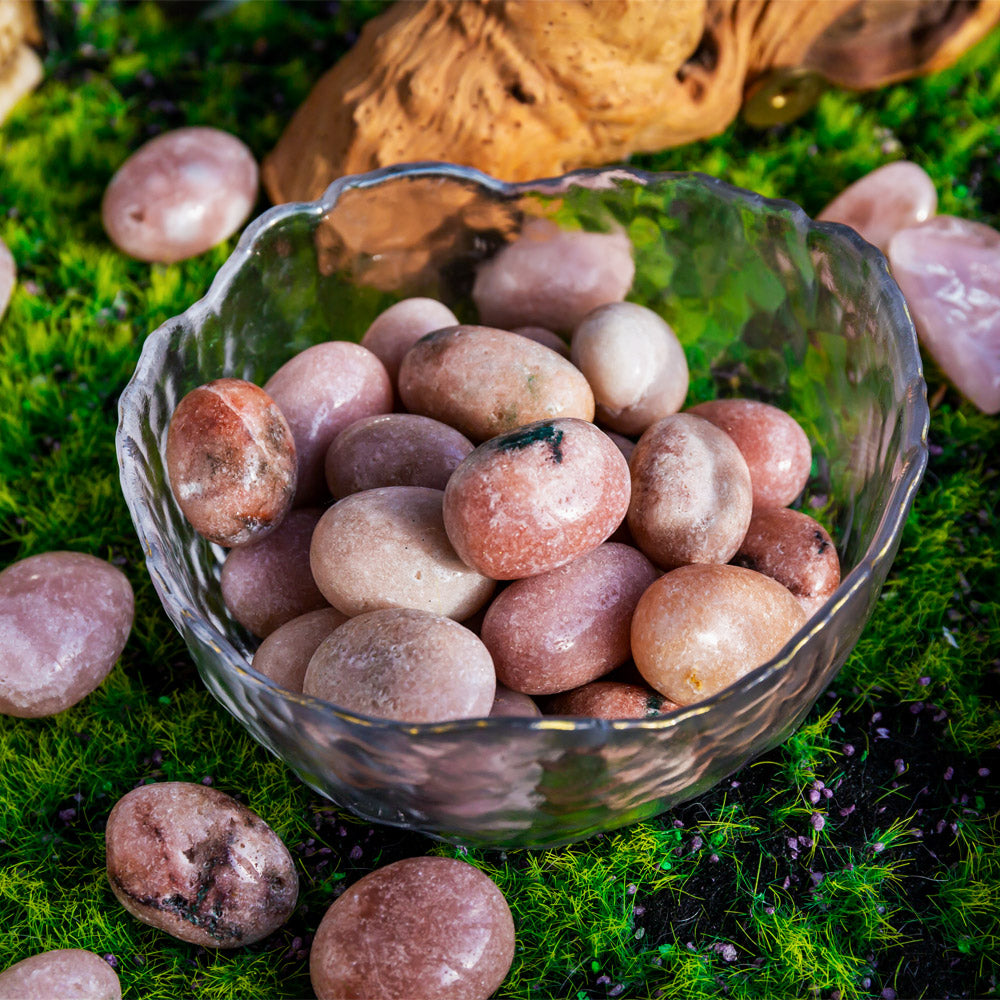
1,3,998,998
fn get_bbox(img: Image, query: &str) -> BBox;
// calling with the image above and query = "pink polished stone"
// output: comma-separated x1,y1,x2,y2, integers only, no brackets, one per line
817,161,937,254
252,607,348,693
360,297,459,387
0,552,134,718
220,507,329,638
102,127,258,263
545,680,680,720
0,949,121,1000
264,341,393,504
310,857,515,1000
0,236,14,320
490,684,542,718
888,215,1000,414
512,325,571,358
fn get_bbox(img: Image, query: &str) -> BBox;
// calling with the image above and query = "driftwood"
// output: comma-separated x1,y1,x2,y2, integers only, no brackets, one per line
263,0,1000,205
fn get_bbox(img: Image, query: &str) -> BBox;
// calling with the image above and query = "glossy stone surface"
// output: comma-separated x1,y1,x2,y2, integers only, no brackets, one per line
490,684,542,718
473,217,634,333
325,413,473,498
732,507,841,617
571,302,689,435
303,608,495,723
545,681,680,720
310,856,515,1000
310,486,495,619
481,543,658,695
105,782,298,948
220,508,328,638
0,236,14,320
632,564,807,705
252,607,348,693
627,413,753,569
398,324,595,442
165,378,297,547
817,160,937,254
0,949,121,1000
360,297,458,387
444,418,631,579
512,325,570,358
888,215,1000,414
0,551,134,718
687,398,811,509
102,127,258,263
265,341,393,504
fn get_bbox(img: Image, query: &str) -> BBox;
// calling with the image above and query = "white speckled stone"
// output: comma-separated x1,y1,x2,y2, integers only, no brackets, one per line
0,551,134,718
888,215,1000,414
0,949,121,1000
102,126,258,263
817,160,937,254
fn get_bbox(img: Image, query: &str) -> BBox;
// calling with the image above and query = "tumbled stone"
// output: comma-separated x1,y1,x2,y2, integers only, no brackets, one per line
360,297,459,387
888,215,1000,414
817,161,937,254
490,684,542,718
512,325,570,357
0,236,14,321
102,126,258,263
165,378,297,547
303,608,495,723
310,857,515,1000
105,781,298,948
0,949,121,1000
252,607,348,693
0,551,134,718
545,680,680,720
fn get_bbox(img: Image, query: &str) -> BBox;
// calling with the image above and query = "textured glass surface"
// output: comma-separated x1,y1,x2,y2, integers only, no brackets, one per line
117,163,928,848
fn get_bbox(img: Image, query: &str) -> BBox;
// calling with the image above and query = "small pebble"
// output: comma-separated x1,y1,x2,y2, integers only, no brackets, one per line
888,215,1000,414
398,324,595,442
627,413,752,569
0,949,122,1000
731,507,841,617
325,413,473,498
252,607,349,693
571,302,689,435
264,342,393,503
545,681,680,720
310,486,495,619
473,217,634,333
105,781,298,948
360,297,459,387
165,378,297,547
631,564,807,704
817,161,937,254
0,552,134,718
0,236,14,320
512,325,570,357
220,507,329,637
102,126,258,263
489,684,542,718
687,398,811,509
443,418,631,579
303,608,495,723
310,856,514,1000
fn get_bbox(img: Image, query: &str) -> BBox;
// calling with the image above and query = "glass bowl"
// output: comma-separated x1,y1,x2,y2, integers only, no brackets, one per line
117,162,928,849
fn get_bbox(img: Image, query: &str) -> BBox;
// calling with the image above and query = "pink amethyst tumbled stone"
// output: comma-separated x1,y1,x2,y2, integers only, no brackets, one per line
0,949,121,1000
888,215,1000,414
0,552,134,718
102,127,258,263
817,160,937,254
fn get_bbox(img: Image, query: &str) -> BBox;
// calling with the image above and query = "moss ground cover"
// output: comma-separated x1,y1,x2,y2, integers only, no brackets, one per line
1,4,997,998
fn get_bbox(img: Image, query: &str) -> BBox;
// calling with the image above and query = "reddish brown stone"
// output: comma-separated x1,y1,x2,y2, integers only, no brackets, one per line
490,684,542,718
545,681,680,720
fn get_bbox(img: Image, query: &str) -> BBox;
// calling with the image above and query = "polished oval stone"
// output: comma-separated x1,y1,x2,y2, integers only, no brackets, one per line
817,160,937,254
252,607,349,693
310,857,515,1000
166,378,297,547
105,781,298,948
0,236,14,320
0,949,121,1000
220,507,329,638
490,684,542,718
473,217,634,333
360,297,459,387
888,215,1000,414
303,608,495,723
545,680,680,720
102,126,258,263
512,325,571,357
0,551,134,718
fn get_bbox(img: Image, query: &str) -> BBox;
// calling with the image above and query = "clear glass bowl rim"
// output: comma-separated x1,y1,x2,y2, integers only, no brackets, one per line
116,160,929,739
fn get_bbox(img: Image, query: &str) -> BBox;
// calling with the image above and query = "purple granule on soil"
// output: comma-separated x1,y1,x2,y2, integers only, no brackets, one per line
634,906,646,917
933,708,948,722
102,954,118,969
782,876,791,890
979,767,991,777
626,883,637,895
714,942,738,962
730,780,741,789
808,789,821,805
597,975,612,985
811,813,826,831
673,819,684,828
872,842,885,853
799,835,812,847
765,906,774,915
910,702,925,714
610,982,626,996
871,711,882,724
709,853,720,863
201,776,213,786
894,759,906,775
349,845,363,861
812,779,825,790
151,749,163,765
338,825,347,836
823,788,833,799
875,727,890,740
919,676,931,686
944,766,954,780
882,987,896,998
810,872,825,887
862,978,871,989
843,744,855,756
687,942,696,951
58,808,76,823
787,836,799,850
690,835,703,852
